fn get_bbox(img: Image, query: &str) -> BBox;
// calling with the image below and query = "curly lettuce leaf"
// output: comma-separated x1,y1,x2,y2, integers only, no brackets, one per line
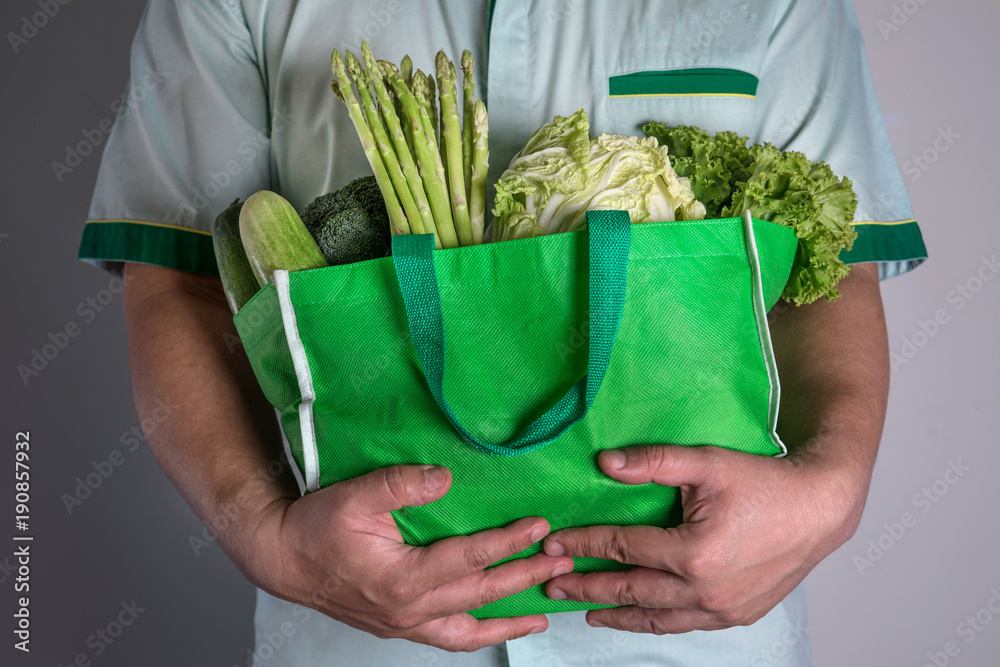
723,144,859,305
642,123,753,217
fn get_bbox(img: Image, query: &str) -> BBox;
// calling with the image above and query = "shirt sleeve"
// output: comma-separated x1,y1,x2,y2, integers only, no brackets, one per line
749,0,927,281
78,0,271,276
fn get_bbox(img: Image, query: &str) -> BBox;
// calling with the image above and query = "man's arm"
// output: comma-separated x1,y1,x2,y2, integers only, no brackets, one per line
122,262,573,650
770,261,889,517
122,262,297,573
538,263,889,633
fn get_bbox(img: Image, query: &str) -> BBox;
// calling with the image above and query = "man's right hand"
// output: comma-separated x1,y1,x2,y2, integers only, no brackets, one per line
122,263,569,652
248,463,574,652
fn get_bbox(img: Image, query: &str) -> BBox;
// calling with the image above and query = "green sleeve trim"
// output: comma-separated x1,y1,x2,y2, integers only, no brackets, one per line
78,220,219,275
841,219,927,265
609,68,759,99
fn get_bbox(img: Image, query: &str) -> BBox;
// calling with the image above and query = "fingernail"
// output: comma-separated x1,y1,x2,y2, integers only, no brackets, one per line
590,619,607,628
548,587,567,601
424,466,447,492
529,626,545,635
604,450,626,470
544,540,565,557
530,524,548,543
552,561,573,577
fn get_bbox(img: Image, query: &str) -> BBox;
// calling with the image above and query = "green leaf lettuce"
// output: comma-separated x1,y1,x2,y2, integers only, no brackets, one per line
643,123,858,305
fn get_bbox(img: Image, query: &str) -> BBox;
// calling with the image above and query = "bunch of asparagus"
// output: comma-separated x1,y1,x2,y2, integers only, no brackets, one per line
330,42,489,249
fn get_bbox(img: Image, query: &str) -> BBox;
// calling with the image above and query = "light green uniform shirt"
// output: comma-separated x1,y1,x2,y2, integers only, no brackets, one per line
80,1,926,664
80,0,925,280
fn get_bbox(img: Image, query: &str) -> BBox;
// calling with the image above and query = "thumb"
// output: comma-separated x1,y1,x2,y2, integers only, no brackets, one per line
337,464,452,516
598,445,716,488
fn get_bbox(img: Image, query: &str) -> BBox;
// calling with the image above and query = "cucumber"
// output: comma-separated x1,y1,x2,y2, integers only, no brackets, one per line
212,198,260,314
239,190,329,287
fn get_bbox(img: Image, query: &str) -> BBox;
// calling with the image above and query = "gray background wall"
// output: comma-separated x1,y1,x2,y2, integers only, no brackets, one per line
0,1,996,665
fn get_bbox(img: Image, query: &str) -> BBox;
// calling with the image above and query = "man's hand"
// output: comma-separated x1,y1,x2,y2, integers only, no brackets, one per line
540,263,889,634
122,263,572,653
250,464,573,652
541,443,862,633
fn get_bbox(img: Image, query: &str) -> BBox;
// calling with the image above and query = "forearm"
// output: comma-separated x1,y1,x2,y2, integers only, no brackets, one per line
769,262,889,494
122,262,298,574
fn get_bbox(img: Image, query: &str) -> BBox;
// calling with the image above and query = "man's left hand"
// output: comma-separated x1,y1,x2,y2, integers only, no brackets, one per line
542,442,867,634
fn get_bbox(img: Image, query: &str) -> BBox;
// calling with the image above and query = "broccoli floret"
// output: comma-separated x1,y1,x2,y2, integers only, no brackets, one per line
301,176,391,266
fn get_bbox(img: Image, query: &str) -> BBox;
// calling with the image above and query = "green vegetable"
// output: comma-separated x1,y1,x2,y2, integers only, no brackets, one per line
400,65,459,248
642,123,754,218
641,123,859,304
301,176,391,266
460,50,476,202
422,70,440,146
489,109,704,242
400,54,413,89
723,144,858,305
469,99,489,245
410,71,437,151
346,50,421,236
328,42,489,248
212,198,259,314
360,44,436,242
436,50,474,246
239,190,328,286
378,59,405,141
330,49,410,236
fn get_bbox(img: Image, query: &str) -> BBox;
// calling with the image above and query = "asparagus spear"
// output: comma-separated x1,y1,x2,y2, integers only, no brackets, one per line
410,73,459,248
381,60,400,78
410,70,441,144
469,99,489,245
410,73,438,178
330,79,344,102
461,50,476,202
378,60,404,128
400,54,413,89
382,63,460,249
445,64,457,189
345,50,423,236
437,51,474,247
413,72,445,189
359,42,438,244
330,49,409,236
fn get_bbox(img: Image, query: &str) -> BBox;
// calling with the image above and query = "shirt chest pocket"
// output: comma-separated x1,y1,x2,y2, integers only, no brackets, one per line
570,1,771,140
594,63,760,140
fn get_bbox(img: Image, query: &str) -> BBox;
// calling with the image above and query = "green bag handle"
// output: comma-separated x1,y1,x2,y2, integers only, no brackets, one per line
391,210,631,457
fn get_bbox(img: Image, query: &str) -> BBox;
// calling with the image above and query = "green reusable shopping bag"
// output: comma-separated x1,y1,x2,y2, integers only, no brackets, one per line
234,210,797,618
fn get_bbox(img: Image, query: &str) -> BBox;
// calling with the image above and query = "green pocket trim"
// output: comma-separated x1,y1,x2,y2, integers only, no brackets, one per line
609,68,759,99
841,219,928,265
78,219,218,275
486,0,497,79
